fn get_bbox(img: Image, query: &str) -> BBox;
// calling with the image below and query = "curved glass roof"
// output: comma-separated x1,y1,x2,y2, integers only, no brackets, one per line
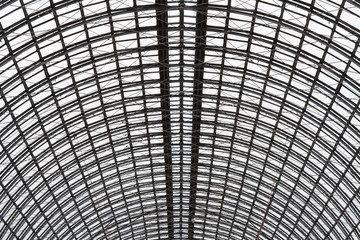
1,0,360,239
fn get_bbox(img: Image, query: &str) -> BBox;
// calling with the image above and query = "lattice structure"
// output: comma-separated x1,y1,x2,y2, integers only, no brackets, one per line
1,0,360,239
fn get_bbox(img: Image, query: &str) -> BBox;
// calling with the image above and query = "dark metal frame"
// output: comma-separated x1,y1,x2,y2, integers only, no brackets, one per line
1,0,360,239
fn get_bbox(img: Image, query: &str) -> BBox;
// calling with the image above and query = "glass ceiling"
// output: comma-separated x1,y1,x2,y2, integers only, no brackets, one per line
0,0,359,239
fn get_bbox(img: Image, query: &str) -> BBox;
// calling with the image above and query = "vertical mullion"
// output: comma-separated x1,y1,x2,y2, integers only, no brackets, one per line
179,1,185,238
155,0,174,238
188,0,208,239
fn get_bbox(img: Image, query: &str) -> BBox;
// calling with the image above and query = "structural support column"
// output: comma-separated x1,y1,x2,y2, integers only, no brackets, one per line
188,0,208,238
155,1,173,238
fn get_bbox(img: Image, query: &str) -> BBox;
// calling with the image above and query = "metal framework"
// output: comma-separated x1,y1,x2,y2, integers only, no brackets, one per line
0,0,360,239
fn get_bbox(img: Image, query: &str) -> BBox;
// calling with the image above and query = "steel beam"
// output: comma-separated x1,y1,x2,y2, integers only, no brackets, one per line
156,0,174,238
188,0,208,238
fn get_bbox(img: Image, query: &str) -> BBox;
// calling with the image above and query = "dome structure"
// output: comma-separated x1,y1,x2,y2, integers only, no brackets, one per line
0,0,360,239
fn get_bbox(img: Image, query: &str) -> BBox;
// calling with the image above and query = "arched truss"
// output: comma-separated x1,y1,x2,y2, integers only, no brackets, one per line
0,0,360,239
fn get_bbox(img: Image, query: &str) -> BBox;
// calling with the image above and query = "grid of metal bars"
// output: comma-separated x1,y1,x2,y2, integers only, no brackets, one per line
0,0,360,239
